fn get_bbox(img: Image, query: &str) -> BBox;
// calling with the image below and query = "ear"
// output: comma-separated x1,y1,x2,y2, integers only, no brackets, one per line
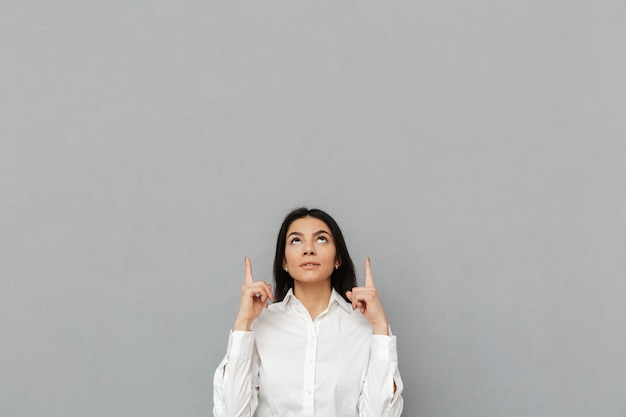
282,259,287,269
335,258,342,267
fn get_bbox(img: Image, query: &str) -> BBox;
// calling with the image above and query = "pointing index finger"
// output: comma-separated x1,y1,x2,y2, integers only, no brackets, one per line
365,257,375,288
244,256,253,284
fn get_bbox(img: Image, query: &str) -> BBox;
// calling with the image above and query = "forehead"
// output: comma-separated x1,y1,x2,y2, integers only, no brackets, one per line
286,216,331,235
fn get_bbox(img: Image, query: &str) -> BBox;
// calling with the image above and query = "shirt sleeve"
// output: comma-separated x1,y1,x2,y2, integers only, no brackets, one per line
358,334,404,417
213,331,260,417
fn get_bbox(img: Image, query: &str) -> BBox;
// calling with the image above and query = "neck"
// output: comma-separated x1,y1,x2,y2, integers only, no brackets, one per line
293,281,332,320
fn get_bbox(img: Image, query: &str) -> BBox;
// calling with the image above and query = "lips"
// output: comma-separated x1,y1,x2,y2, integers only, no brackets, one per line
299,262,321,268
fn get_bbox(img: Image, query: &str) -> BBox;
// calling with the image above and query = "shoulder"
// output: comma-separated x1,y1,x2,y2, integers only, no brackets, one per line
250,300,290,330
325,298,374,339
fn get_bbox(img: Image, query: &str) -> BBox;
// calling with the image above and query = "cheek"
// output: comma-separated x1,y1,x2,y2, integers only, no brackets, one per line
323,247,338,262
283,247,297,263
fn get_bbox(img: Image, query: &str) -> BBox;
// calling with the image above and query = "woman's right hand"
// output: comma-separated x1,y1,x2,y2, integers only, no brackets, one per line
233,256,274,331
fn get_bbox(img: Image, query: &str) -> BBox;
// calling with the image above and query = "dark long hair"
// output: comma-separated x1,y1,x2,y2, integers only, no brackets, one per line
273,207,356,303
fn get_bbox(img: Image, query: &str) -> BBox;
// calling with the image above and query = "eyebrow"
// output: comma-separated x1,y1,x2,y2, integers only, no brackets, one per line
287,230,331,238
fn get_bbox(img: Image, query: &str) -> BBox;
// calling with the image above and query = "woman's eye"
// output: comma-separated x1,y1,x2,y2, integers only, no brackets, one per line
290,237,301,245
317,236,328,243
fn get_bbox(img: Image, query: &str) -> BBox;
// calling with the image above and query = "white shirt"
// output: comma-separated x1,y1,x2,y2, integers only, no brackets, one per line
213,289,404,417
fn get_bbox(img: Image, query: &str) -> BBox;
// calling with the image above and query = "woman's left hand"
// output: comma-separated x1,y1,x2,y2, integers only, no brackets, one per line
346,257,389,335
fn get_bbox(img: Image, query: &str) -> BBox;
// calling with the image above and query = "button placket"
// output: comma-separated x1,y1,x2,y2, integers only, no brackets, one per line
301,317,317,416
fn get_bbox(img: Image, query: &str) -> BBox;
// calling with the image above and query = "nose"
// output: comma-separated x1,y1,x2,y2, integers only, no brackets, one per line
303,244,315,256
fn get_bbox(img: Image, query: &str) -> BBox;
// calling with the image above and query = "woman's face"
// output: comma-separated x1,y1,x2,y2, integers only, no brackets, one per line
282,216,338,285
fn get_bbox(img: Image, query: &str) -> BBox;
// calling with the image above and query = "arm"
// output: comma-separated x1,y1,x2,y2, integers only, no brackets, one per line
213,331,260,417
346,258,404,416
358,334,404,417
213,257,274,417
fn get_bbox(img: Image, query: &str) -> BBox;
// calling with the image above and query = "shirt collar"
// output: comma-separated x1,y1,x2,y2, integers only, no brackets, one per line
279,287,353,313
330,288,354,313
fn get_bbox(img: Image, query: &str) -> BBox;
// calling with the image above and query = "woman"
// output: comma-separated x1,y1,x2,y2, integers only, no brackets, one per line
213,208,404,417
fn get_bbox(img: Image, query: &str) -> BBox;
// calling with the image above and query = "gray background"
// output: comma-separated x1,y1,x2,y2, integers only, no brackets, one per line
2,1,626,416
